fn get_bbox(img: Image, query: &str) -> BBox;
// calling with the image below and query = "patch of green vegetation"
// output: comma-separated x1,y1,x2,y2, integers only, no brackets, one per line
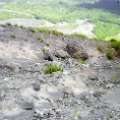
110,39,120,51
42,46,49,53
111,74,120,84
36,27,88,40
95,20,120,40
46,43,50,47
50,30,64,36
44,64,63,74
96,45,104,53
37,37,44,42
37,28,64,36
29,28,37,33
6,22,12,26
79,59,86,64
10,34,16,39
69,33,88,40
106,48,116,60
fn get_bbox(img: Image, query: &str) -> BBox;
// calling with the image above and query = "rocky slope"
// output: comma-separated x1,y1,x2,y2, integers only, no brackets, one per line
0,24,120,120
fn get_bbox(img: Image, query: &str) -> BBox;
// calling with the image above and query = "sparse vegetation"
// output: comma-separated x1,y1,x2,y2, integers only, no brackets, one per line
37,37,44,42
38,28,64,36
70,33,88,40
97,45,104,53
50,30,63,36
10,34,16,39
29,28,37,33
110,39,120,51
79,58,86,64
6,23,12,26
42,46,49,53
106,48,116,60
44,64,63,74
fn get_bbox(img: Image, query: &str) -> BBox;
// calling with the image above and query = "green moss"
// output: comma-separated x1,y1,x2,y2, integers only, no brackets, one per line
44,64,63,74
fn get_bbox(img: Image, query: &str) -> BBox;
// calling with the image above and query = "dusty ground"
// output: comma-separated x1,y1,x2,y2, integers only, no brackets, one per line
0,24,120,120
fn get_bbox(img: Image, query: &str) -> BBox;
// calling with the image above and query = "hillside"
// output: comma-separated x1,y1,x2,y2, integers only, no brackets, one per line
0,0,119,40
0,0,120,120
0,24,120,120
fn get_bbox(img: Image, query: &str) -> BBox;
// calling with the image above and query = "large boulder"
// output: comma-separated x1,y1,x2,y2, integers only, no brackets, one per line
54,49,69,59
66,42,88,60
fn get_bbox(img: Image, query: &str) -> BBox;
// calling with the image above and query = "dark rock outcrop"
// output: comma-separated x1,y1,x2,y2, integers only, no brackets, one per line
66,41,88,60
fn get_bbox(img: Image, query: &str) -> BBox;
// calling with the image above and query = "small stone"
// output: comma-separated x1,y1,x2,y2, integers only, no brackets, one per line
55,49,69,59
33,82,40,91
89,75,98,81
42,46,53,61
22,101,34,110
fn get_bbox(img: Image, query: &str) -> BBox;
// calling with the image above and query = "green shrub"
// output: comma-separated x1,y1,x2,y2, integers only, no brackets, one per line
44,64,63,74
37,37,44,42
106,48,116,60
20,25,25,29
96,45,104,53
110,39,120,51
10,34,16,39
29,28,37,33
79,59,86,64
50,30,63,36
6,23,12,26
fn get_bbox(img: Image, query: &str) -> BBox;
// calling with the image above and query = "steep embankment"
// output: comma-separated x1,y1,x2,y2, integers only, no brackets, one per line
0,24,120,120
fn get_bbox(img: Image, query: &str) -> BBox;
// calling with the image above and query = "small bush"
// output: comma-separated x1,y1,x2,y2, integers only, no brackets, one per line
29,28,37,33
110,39,120,51
106,48,116,60
37,37,44,42
10,34,16,39
44,64,63,74
50,30,63,36
20,25,25,29
97,45,104,53
79,58,86,64
6,23,12,26
38,28,50,34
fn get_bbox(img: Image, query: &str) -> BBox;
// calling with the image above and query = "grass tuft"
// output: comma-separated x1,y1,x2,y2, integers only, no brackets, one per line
44,64,63,74
79,58,86,64
37,37,44,42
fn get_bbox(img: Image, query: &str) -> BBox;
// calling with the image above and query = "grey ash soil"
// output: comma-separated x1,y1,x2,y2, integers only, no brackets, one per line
0,25,120,120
